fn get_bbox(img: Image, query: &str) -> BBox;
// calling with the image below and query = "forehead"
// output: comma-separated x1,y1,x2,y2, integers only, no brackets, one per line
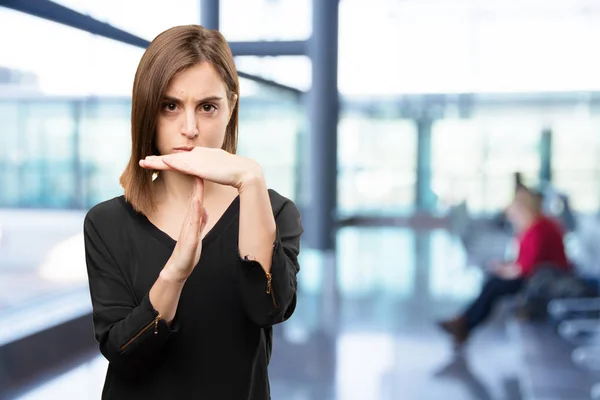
165,62,226,96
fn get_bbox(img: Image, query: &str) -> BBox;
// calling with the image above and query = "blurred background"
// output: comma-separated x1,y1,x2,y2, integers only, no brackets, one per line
1,0,600,399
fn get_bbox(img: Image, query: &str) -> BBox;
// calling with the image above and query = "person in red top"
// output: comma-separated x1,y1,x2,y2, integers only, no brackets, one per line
515,215,569,278
438,187,570,346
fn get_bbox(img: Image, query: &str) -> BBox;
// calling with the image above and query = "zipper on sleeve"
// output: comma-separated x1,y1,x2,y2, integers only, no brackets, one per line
265,272,278,309
120,314,162,352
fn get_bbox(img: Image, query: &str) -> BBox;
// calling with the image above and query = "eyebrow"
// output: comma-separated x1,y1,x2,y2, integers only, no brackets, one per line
162,95,223,104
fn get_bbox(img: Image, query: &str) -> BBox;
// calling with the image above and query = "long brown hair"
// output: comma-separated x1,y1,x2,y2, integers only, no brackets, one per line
120,25,239,215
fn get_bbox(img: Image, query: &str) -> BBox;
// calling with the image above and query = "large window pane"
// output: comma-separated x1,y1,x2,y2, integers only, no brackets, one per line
432,117,541,214
235,56,311,92
338,114,417,216
220,0,311,41
339,1,600,95
0,7,143,96
337,227,415,300
552,118,600,212
53,0,200,41
237,80,304,203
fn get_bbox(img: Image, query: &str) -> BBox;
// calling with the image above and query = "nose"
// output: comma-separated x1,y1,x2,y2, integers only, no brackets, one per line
181,110,198,139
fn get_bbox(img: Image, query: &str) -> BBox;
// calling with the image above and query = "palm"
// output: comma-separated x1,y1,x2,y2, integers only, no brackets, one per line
169,177,208,277
140,147,259,189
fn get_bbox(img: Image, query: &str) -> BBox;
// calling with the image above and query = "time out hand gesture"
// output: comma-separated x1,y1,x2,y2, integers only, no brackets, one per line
164,176,209,281
139,147,262,190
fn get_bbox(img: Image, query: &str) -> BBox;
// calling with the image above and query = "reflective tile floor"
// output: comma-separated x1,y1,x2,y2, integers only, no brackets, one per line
10,228,557,399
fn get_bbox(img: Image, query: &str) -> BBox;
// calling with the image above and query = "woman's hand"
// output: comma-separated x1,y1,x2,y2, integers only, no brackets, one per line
492,263,522,280
139,147,262,190
161,176,209,282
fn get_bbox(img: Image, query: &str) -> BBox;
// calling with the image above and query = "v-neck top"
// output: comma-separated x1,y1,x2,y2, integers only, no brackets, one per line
134,194,241,250
83,189,303,400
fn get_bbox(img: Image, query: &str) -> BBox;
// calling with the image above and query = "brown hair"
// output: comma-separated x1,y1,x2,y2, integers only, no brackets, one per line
120,25,239,215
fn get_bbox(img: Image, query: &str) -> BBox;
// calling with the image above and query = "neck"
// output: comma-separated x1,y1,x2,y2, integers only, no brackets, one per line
519,212,541,232
154,171,223,207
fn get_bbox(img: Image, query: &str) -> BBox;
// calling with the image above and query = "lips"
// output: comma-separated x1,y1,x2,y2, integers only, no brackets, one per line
173,146,194,152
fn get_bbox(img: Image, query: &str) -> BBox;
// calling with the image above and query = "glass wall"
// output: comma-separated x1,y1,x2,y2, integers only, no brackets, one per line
53,0,201,42
338,1,600,96
339,93,600,217
220,0,311,41
551,117,600,213
0,85,303,210
431,116,542,214
338,112,418,217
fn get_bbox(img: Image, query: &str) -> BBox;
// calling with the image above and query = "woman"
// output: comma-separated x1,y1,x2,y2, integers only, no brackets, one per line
84,25,303,399
438,187,568,346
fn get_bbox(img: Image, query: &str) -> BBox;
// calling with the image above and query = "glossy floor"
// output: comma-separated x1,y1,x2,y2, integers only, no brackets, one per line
14,228,542,400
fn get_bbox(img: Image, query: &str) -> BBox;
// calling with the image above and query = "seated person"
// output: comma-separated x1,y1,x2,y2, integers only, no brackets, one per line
438,187,570,346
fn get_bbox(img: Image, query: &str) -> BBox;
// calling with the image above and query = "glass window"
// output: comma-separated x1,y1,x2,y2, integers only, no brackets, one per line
552,117,600,212
0,7,144,97
220,0,311,41
237,79,304,203
79,99,132,207
235,56,311,92
338,114,417,216
432,116,541,214
338,1,600,95
337,227,415,299
53,0,200,41
0,102,20,207
0,6,142,208
429,230,483,300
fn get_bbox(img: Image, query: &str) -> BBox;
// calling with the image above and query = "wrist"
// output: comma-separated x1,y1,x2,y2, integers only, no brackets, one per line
237,161,264,192
160,263,188,284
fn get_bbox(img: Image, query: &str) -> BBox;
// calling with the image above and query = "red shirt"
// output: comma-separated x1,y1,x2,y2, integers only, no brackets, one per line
516,216,569,278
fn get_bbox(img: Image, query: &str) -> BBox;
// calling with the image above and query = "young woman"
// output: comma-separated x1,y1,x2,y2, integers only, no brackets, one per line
84,25,303,399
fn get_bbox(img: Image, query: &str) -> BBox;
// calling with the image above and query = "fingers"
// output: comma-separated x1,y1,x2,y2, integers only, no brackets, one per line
194,177,204,204
139,156,172,171
191,195,203,228
140,154,194,175
183,179,205,238
200,206,209,233
178,180,202,235
162,154,193,174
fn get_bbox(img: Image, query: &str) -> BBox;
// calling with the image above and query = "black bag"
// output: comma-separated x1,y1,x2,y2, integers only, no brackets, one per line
523,265,595,319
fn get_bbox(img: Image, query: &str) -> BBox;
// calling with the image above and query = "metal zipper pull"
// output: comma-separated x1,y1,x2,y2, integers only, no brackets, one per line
154,314,161,335
266,272,277,309
266,272,272,294
120,314,162,352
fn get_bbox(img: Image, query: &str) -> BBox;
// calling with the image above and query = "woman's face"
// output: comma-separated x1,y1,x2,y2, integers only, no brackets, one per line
155,62,235,155
506,200,526,229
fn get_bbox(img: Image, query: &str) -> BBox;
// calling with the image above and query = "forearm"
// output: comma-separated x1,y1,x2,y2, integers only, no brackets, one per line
495,263,523,279
149,264,186,325
238,171,277,273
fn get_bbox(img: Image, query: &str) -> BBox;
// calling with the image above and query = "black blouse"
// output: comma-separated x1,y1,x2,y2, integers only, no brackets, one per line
84,189,303,399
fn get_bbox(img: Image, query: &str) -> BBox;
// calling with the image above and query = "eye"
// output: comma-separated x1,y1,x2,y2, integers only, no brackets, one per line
163,102,177,112
201,104,217,113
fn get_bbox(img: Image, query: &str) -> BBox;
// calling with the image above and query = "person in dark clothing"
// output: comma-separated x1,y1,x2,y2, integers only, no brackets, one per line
84,25,303,399
438,187,569,346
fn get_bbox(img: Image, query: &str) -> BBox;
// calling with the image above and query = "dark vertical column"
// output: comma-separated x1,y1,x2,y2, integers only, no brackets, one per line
200,0,219,30
416,117,434,212
540,127,553,185
306,0,339,251
413,232,431,305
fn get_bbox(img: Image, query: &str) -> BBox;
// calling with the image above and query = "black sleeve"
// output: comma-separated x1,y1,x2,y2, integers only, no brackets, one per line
238,198,303,328
84,214,178,379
